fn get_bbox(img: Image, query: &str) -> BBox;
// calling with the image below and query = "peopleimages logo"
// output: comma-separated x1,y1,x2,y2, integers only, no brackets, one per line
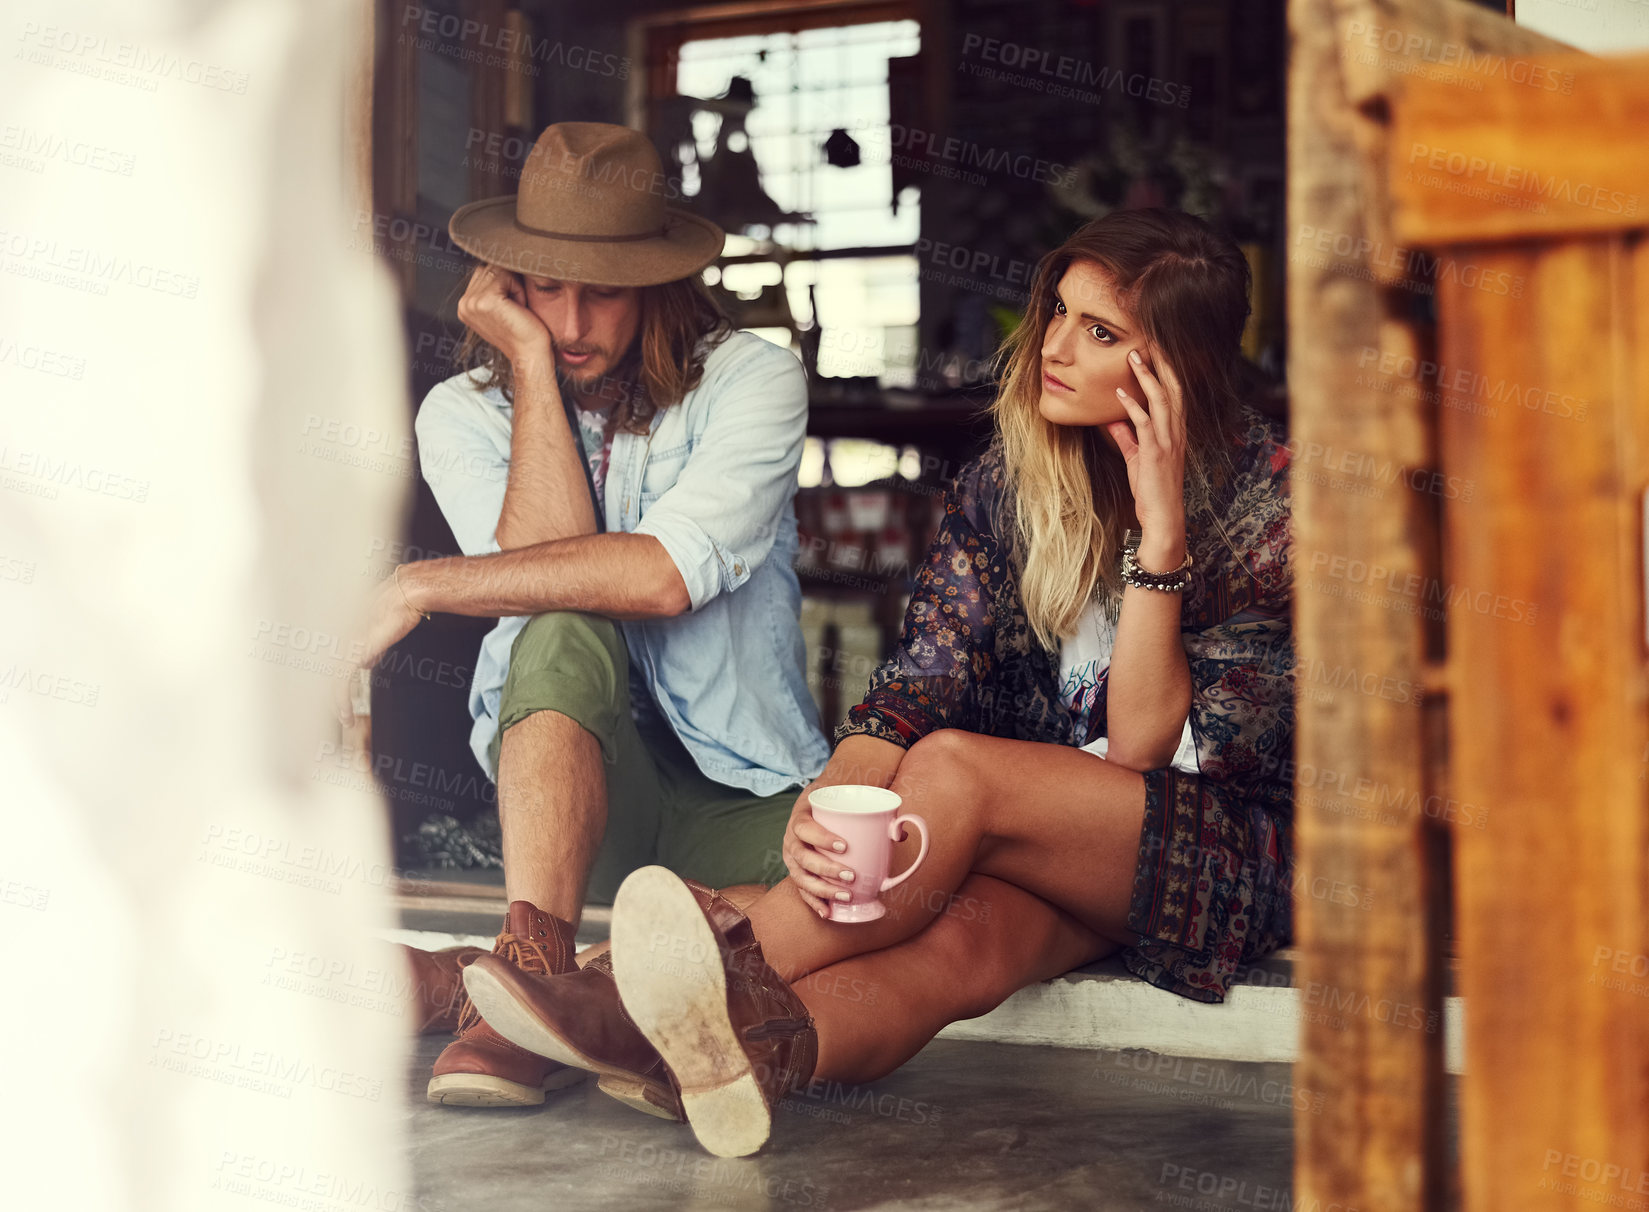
16,22,251,93
888,124,1077,187
399,5,629,80
1344,19,1574,95
1407,143,1638,218
960,33,1191,108
0,231,200,299
0,445,151,502
0,125,136,175
1291,223,1525,298
853,120,1077,188
0,336,86,380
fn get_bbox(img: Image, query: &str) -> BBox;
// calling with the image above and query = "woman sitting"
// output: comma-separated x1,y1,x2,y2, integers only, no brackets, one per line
461,206,1295,1157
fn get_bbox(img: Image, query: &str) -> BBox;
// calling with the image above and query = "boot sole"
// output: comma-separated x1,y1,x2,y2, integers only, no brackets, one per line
461,960,685,1123
424,1066,587,1107
462,961,613,1075
596,1075,685,1121
610,866,770,1158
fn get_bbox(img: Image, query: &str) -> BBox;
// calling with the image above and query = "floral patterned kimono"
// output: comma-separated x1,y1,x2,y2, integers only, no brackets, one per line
837,406,1294,1002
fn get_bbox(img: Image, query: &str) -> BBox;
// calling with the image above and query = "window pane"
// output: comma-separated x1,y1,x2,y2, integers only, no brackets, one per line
676,20,920,253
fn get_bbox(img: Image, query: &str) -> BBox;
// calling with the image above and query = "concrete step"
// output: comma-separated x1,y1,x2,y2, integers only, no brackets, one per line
391,884,1466,1075
936,950,1465,1074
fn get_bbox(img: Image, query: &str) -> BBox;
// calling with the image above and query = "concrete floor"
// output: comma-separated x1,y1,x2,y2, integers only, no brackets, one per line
405,1035,1301,1212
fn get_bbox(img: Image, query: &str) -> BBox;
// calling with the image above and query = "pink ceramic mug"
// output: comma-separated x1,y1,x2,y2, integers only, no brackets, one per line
806,785,930,923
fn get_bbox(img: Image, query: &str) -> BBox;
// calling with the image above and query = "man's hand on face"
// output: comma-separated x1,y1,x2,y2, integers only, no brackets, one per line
456,265,553,371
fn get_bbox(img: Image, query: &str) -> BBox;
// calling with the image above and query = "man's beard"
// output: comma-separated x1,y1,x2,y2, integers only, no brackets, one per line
558,346,643,412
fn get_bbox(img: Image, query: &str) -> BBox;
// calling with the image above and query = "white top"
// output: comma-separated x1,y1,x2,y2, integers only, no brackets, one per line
1057,597,1200,774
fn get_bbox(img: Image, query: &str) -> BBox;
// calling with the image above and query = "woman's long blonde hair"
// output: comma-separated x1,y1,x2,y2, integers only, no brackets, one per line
455,271,732,433
989,208,1252,650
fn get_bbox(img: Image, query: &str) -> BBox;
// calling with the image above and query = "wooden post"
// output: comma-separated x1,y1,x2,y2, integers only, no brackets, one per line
1389,49,1649,1212
1288,3,1443,1204
1287,2,1571,1207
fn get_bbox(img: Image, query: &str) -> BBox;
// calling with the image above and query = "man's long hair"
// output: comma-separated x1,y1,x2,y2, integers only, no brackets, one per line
455,271,733,432
989,208,1252,650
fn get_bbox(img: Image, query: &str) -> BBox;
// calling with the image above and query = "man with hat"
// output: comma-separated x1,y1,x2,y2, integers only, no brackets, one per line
347,122,830,1109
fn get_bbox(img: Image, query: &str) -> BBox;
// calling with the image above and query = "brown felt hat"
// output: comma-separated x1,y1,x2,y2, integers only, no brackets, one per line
447,122,724,287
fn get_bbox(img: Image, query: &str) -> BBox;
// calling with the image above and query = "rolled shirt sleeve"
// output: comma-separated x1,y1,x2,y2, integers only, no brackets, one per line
414,376,509,557
632,340,808,612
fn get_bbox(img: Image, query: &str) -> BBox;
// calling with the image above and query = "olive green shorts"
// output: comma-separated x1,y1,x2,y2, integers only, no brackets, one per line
487,611,797,904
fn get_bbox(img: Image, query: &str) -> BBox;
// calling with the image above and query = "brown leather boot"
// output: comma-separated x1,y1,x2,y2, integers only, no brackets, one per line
463,946,685,1122
609,867,818,1158
426,901,591,1107
459,881,793,1125
400,943,487,1034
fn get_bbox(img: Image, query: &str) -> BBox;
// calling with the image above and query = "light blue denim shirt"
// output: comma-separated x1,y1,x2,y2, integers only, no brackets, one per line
414,330,830,796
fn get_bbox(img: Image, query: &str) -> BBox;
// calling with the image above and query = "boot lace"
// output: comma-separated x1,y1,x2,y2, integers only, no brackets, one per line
453,929,559,1035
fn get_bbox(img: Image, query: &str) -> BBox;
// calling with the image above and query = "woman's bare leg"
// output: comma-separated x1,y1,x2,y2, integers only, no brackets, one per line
745,729,1148,982
575,884,766,968
792,874,1114,1083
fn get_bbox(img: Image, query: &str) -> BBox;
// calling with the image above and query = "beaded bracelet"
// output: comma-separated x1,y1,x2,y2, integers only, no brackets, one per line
1121,544,1193,593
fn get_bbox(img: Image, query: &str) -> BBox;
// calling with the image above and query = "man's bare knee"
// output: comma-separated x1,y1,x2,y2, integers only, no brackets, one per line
499,708,597,758
495,710,603,795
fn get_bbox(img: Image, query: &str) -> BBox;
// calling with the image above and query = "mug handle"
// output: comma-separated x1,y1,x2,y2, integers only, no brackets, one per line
879,814,930,892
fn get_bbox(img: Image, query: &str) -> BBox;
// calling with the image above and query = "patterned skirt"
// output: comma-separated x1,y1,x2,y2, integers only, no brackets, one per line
1123,768,1294,1003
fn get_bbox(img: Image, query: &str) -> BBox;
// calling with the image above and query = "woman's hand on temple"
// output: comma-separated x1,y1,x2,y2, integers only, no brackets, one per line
781,783,853,919
1107,347,1188,564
